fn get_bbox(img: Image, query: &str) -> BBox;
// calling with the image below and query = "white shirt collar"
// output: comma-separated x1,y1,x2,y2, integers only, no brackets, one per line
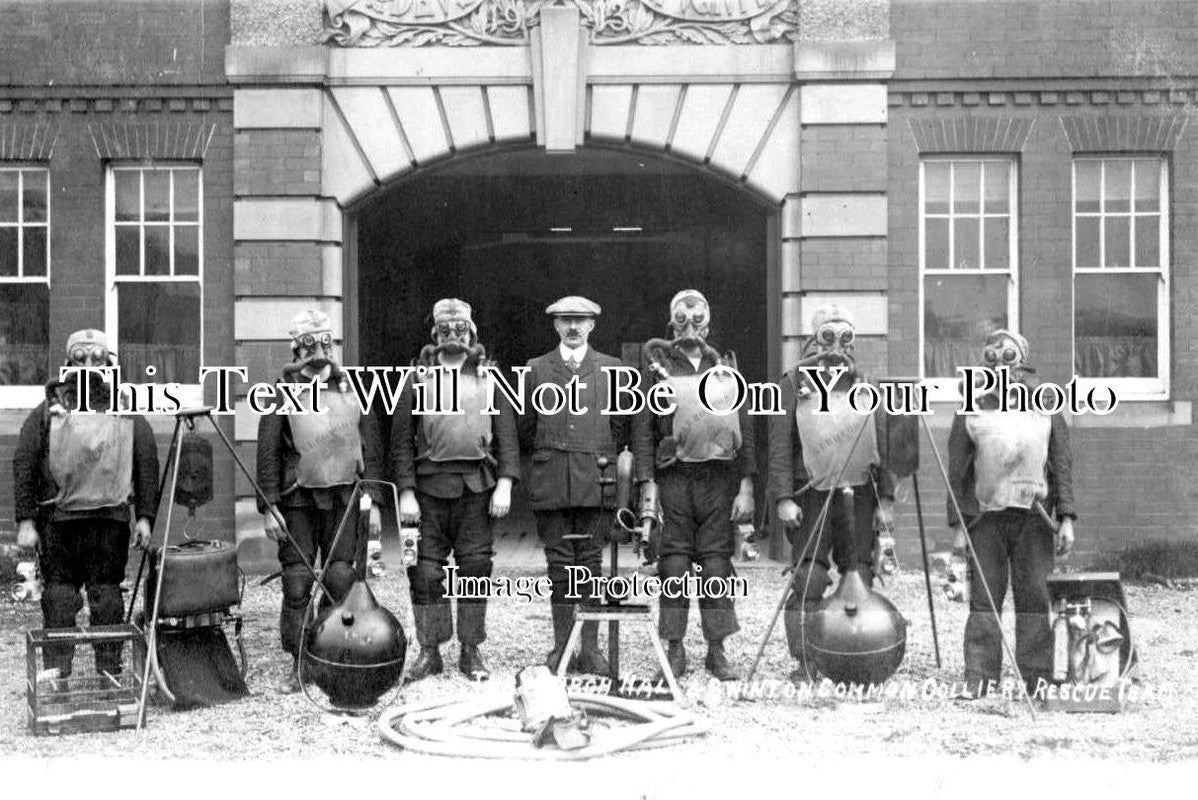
559,343,588,363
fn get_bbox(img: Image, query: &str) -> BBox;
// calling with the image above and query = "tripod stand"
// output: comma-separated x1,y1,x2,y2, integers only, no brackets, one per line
134,406,343,727
555,453,686,705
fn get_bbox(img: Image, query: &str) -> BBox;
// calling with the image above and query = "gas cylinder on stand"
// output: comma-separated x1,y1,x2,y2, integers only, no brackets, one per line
806,488,908,685
301,491,407,710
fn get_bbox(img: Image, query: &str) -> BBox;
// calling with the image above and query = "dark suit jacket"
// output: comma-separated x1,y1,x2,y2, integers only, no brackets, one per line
519,347,648,510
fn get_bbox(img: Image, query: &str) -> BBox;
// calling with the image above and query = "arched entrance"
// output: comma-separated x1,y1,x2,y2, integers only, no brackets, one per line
349,143,777,536
352,144,775,384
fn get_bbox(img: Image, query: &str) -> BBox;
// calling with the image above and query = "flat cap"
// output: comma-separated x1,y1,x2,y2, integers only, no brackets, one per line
545,296,601,317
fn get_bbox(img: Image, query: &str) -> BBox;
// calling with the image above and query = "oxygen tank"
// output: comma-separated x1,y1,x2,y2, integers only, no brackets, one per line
807,568,908,685
806,488,908,685
302,579,407,709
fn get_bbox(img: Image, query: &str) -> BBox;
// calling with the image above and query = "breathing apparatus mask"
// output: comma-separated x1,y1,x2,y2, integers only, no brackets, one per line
54,329,119,412
283,311,341,380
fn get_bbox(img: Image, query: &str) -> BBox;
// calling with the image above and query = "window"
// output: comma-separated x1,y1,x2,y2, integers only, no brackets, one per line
0,167,50,405
1073,157,1168,398
106,166,203,389
919,159,1018,392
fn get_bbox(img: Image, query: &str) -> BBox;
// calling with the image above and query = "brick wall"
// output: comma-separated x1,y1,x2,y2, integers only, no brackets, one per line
893,0,1198,81
0,0,228,86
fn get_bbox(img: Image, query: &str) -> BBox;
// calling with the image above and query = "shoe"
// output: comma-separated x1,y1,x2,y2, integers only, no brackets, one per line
405,647,444,683
704,640,740,682
458,644,489,682
655,640,687,682
277,660,301,694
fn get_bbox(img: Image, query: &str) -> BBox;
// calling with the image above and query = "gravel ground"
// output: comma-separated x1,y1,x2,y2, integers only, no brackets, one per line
3,557,1197,791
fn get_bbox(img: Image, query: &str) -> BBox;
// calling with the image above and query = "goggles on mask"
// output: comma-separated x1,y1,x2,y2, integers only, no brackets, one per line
437,321,471,337
983,345,1021,366
673,309,708,327
294,332,333,349
817,325,855,348
69,344,110,365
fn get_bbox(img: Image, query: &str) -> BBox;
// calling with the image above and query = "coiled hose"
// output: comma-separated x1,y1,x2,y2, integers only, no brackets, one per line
378,693,708,760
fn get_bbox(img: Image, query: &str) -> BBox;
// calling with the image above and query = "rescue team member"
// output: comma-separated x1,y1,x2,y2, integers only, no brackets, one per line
390,299,519,682
639,290,755,682
766,305,895,683
948,329,1076,698
256,310,384,693
521,296,647,677
13,329,160,681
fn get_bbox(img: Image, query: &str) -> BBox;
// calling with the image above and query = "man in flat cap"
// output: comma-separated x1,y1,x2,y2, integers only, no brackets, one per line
767,304,895,683
390,298,519,681
13,329,159,683
948,329,1076,698
638,290,755,681
256,310,385,693
521,296,647,676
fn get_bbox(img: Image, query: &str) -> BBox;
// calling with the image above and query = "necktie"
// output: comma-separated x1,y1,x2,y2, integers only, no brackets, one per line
566,356,580,372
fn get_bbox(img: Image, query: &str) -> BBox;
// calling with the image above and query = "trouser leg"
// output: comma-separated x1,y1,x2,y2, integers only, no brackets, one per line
278,508,317,657
408,495,453,647
84,520,131,674
318,498,362,602
964,514,1009,693
537,509,603,662
38,521,84,677
1010,513,1055,692
656,467,695,642
692,465,739,643
450,490,494,646
784,490,836,666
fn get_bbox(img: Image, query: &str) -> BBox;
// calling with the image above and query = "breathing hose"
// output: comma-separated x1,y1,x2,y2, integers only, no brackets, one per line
378,692,708,760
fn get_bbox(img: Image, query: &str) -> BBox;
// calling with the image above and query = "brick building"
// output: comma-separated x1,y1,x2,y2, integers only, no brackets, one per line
2,0,1196,568
0,1,237,543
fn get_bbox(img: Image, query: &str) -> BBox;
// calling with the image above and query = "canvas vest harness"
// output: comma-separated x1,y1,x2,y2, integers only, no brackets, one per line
417,369,493,462
795,386,880,490
288,384,364,489
966,410,1051,511
48,412,135,511
664,370,742,462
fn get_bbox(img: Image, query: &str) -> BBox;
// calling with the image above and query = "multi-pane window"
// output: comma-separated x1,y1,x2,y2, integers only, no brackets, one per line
107,166,202,386
1073,157,1168,396
0,168,50,394
920,159,1018,383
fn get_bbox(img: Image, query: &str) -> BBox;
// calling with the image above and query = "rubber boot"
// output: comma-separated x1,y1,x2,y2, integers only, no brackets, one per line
406,647,444,683
571,621,612,677
705,639,740,682
545,605,576,672
459,644,489,682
